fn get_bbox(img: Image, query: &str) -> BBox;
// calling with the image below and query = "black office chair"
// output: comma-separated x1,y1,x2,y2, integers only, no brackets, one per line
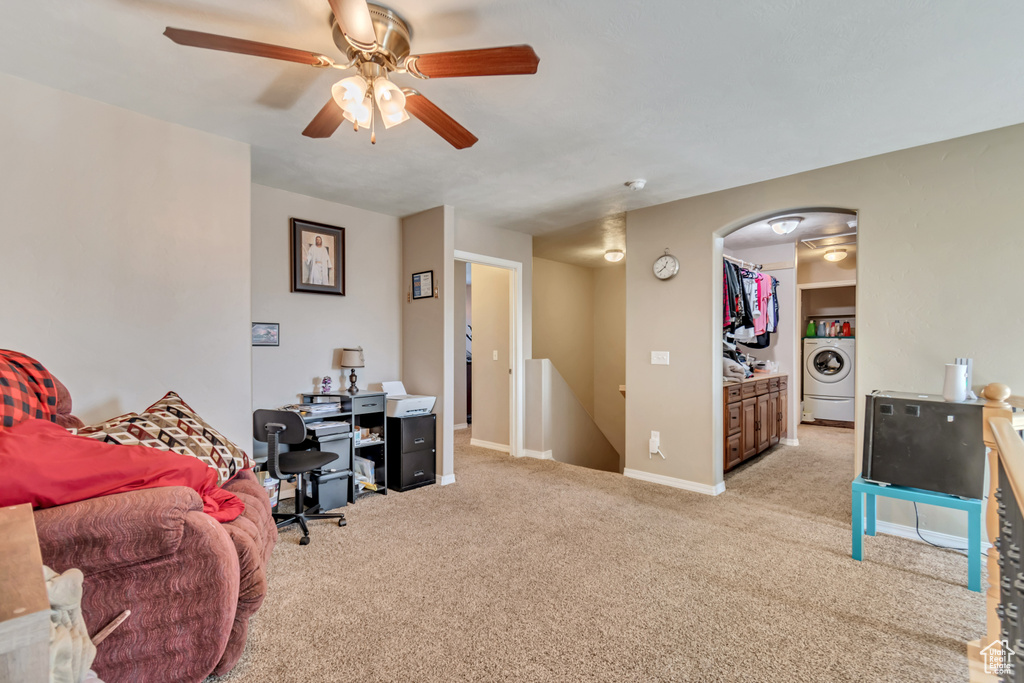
253,409,347,546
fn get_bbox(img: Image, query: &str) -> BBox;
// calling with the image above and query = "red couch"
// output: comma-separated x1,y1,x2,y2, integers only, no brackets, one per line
0,350,277,683
35,471,275,682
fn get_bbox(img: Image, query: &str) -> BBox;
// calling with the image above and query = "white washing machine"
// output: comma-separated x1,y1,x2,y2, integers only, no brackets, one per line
803,338,855,422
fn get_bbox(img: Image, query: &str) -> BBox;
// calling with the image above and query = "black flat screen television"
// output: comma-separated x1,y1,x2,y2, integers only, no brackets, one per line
862,391,985,499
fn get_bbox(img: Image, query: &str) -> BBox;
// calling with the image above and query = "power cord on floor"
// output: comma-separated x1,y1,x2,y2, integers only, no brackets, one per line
914,501,971,555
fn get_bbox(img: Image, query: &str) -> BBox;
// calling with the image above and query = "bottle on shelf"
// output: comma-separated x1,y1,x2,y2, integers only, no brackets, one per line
806,320,816,337
842,321,852,337
818,321,826,336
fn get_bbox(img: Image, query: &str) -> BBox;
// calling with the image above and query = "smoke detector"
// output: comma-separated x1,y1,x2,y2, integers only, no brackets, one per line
625,179,647,191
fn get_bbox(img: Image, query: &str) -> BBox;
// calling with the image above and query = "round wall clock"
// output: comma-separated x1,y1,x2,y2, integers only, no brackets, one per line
653,249,679,280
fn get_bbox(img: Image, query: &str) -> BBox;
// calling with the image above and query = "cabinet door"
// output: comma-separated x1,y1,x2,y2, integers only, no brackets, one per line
756,394,770,453
768,391,780,446
778,387,788,440
726,433,743,470
741,398,757,459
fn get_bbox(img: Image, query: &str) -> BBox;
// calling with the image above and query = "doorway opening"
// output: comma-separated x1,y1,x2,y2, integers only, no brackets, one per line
452,251,524,461
718,208,858,482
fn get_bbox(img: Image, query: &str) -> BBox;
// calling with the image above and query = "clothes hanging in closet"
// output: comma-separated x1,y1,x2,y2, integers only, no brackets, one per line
723,261,779,348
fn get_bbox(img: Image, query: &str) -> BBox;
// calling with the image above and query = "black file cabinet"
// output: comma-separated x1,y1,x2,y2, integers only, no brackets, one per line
386,414,436,492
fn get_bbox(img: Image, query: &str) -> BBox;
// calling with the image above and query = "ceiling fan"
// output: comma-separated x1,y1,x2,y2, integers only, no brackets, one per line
164,0,539,149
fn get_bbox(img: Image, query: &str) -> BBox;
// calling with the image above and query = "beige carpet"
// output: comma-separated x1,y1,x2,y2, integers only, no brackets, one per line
214,425,983,682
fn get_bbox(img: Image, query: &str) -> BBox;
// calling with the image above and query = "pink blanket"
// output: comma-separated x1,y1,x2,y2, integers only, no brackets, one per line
0,420,244,522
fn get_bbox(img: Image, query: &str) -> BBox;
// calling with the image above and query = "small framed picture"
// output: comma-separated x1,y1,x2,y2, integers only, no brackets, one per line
291,218,345,296
252,322,280,347
412,270,434,300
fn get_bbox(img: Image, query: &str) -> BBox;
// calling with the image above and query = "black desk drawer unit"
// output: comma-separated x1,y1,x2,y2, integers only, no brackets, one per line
387,414,436,492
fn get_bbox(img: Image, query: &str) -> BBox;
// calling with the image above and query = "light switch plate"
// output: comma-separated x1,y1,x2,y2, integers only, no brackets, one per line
651,351,670,365
493,350,498,360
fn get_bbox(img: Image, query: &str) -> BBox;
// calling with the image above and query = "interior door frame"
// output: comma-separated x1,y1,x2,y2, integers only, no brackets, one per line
454,250,524,457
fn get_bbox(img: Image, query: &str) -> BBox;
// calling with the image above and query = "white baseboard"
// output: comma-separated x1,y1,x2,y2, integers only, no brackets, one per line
470,438,510,453
623,468,726,496
454,423,469,431
437,473,456,486
873,520,991,551
780,438,799,446
522,449,553,460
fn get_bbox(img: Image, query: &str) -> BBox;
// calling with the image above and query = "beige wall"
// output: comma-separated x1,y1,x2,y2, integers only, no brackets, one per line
592,265,626,462
454,217,533,359
402,207,455,482
533,258,595,412
798,244,857,283
250,185,402,430
470,264,511,447
0,72,253,445
453,260,468,426
525,359,619,472
626,122,1024,536
533,258,625,460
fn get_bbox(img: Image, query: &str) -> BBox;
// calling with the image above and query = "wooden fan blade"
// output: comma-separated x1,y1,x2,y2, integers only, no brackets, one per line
404,93,478,149
409,45,539,78
164,27,328,66
327,0,377,50
302,98,346,138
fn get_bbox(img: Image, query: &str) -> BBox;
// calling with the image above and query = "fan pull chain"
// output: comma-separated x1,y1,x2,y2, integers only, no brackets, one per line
370,95,376,144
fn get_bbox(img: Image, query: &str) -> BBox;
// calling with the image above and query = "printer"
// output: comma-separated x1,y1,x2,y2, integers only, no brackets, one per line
368,381,436,418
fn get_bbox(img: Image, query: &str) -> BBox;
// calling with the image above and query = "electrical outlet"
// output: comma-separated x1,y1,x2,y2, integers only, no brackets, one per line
651,431,660,441
493,350,498,360
651,351,670,365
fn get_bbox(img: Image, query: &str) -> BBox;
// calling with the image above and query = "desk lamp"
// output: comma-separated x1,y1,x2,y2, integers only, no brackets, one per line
340,347,364,394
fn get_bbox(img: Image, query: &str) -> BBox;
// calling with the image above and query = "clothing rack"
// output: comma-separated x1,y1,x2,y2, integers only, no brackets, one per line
724,254,761,271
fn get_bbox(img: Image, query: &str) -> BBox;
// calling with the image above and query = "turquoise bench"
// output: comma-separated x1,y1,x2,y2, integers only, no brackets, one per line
851,476,982,592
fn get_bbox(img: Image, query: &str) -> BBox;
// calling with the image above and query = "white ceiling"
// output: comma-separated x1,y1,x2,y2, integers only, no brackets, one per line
3,1,1024,235
724,210,856,250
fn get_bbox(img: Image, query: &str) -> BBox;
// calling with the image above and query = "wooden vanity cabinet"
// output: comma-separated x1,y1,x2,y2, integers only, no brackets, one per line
724,374,788,472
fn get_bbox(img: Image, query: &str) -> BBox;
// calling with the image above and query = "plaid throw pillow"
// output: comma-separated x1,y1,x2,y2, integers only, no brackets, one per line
79,392,253,486
0,350,59,430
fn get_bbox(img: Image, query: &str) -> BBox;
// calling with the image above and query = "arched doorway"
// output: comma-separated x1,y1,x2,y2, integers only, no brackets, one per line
715,207,859,483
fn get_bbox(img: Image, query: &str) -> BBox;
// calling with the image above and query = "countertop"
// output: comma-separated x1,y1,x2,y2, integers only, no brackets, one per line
724,372,788,385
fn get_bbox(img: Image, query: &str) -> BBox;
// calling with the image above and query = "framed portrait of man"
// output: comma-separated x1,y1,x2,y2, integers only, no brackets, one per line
290,218,345,295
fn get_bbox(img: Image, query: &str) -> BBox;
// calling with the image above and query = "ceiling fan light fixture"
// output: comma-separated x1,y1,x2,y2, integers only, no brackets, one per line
373,77,406,117
332,75,368,112
769,216,803,235
604,249,625,262
824,248,848,262
381,107,410,129
342,95,373,129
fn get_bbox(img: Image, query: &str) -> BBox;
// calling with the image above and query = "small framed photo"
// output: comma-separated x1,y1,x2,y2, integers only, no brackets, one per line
291,218,345,296
252,322,280,347
412,270,433,300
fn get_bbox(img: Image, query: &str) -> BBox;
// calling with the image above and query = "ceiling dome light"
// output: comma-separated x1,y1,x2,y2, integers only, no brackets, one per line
332,75,368,113
824,248,848,262
769,216,803,235
604,249,625,262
